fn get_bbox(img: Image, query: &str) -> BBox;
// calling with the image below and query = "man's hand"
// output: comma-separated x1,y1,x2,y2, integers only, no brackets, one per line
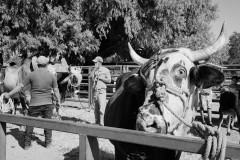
56,102,62,115
3,93,10,99
89,67,98,79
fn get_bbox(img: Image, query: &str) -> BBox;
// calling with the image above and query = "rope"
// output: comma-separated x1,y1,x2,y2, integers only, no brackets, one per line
160,101,227,160
191,122,227,160
59,74,72,85
77,94,92,112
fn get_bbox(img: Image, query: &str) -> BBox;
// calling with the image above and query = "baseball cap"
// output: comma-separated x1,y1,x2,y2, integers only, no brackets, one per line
92,56,103,63
37,56,49,65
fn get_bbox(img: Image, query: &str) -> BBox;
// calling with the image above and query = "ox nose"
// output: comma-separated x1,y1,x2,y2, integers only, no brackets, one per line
154,83,166,98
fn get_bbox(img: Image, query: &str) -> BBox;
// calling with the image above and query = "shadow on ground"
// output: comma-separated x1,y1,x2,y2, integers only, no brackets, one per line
7,127,46,148
60,116,92,124
63,147,114,160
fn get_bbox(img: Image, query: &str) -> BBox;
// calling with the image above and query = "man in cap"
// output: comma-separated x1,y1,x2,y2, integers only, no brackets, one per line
4,55,61,149
199,87,213,126
89,56,111,125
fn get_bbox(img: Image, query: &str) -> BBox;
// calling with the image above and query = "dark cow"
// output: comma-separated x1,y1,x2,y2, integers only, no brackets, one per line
104,23,226,160
218,87,240,136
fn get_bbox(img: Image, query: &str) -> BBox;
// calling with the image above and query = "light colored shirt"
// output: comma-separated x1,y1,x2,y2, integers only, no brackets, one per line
93,66,111,89
22,68,58,106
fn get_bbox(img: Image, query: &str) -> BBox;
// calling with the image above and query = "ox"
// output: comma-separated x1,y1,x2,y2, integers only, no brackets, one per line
218,87,240,136
2,55,33,115
104,23,226,160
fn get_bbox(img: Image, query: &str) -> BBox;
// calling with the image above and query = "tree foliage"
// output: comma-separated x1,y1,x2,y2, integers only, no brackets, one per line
0,0,223,65
228,32,240,64
0,0,99,65
209,45,230,65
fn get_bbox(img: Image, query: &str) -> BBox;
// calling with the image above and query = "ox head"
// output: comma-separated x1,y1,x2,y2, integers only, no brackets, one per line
125,23,226,136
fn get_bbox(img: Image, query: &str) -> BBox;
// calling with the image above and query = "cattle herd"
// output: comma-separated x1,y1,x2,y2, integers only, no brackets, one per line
0,22,239,160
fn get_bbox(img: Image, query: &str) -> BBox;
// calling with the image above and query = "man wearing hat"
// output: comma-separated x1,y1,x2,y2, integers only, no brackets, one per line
89,56,111,125
4,55,61,149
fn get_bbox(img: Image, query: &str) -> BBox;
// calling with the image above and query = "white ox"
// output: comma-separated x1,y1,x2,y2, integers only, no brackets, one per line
104,22,226,160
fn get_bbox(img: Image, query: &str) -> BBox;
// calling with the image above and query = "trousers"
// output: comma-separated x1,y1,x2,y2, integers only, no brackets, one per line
24,104,53,146
94,88,106,125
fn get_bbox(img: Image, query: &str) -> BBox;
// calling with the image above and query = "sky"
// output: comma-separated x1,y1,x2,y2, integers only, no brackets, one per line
211,0,240,40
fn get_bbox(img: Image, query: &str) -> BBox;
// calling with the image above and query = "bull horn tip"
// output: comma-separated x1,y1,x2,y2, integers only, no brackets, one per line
127,42,132,49
220,21,227,37
217,21,227,43
127,42,149,65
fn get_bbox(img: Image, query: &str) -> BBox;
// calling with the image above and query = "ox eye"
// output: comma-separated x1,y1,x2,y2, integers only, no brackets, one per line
178,68,187,78
170,64,187,87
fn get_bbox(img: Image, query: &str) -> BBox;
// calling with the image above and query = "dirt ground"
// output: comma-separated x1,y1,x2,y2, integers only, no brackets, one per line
5,101,240,160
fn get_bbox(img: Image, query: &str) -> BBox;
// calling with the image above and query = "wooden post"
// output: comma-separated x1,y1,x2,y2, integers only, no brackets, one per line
123,65,127,73
79,134,99,160
88,66,92,109
0,122,6,160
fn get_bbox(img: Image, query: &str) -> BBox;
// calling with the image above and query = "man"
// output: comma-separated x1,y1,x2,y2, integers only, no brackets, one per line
4,56,61,150
227,75,240,128
199,87,213,126
89,56,111,125
228,76,240,91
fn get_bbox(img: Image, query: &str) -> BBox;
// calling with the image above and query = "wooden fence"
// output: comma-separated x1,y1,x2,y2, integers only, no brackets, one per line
68,65,140,107
1,113,240,160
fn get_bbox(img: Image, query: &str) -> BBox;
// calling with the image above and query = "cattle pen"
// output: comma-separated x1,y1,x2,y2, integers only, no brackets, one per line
1,113,240,160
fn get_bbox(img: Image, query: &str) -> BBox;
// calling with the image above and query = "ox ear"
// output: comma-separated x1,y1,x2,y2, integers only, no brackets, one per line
123,74,145,92
190,65,225,89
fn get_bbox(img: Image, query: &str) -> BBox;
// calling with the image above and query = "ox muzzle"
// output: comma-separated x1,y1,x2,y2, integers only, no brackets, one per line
136,79,189,135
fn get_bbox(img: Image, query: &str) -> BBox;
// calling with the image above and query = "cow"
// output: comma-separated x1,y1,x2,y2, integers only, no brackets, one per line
218,87,239,136
2,55,32,115
104,22,226,160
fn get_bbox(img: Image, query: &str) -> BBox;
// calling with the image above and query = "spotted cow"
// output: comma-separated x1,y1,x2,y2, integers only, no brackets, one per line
104,23,226,160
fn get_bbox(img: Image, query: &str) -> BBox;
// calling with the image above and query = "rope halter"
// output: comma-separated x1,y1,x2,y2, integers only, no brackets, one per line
140,73,226,160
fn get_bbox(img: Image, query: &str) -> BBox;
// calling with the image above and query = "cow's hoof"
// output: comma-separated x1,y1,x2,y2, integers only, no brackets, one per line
227,132,231,136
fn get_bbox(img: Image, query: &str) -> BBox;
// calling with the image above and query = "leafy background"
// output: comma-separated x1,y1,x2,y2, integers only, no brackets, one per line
0,0,238,66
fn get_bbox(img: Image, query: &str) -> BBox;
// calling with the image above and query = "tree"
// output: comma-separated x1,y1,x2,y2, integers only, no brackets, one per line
209,45,230,65
82,0,220,62
0,0,99,65
228,32,240,64
0,0,221,65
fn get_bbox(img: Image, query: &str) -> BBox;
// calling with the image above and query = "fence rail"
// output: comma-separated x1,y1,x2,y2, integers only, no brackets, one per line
0,113,240,160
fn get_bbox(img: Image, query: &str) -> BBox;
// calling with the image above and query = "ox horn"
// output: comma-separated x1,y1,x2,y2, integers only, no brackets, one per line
192,22,227,62
128,42,149,65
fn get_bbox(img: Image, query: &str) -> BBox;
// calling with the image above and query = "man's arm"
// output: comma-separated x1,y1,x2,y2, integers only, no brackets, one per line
4,83,24,99
99,69,111,84
53,87,61,103
88,67,97,79
51,74,61,103
4,73,31,99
